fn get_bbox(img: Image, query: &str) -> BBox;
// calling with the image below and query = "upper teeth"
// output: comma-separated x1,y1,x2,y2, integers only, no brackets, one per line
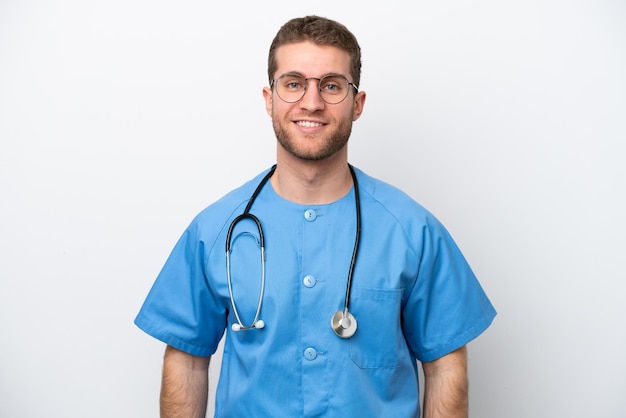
297,121,322,128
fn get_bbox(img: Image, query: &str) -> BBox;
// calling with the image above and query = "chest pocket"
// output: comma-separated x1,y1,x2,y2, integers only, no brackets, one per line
348,287,406,369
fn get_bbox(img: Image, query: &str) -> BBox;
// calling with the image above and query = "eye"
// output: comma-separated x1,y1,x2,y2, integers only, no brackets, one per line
320,77,345,94
281,77,305,91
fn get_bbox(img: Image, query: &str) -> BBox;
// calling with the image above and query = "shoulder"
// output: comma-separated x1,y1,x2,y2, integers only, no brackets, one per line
185,168,273,241
353,166,435,224
352,166,458,248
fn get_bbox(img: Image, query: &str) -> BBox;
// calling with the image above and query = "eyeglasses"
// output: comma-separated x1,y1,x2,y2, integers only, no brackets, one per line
271,73,359,105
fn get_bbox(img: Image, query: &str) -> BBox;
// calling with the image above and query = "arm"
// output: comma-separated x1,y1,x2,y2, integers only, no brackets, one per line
422,345,469,418
160,345,211,418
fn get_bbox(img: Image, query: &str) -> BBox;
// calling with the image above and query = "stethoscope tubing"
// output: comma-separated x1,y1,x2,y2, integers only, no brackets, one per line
225,166,276,331
226,213,266,331
226,164,361,337
342,166,361,316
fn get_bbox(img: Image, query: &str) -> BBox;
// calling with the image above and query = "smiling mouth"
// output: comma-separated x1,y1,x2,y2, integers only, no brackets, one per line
296,120,324,128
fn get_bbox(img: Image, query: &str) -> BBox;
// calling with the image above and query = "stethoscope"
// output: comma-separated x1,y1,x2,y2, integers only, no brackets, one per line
226,164,361,339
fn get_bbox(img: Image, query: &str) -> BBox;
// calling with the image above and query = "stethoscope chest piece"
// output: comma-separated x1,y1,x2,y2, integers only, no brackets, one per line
331,310,357,338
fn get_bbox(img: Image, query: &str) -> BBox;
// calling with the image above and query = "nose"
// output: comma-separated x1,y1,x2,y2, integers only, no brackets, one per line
299,79,325,111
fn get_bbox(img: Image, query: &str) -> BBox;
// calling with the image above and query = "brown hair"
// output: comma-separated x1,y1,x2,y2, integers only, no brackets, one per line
267,16,362,87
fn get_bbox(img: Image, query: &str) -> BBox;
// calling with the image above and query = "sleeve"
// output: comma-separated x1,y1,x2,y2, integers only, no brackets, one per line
402,216,496,362
134,220,227,356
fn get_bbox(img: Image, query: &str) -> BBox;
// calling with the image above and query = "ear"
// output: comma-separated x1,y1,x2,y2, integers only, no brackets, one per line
352,91,366,121
262,86,273,117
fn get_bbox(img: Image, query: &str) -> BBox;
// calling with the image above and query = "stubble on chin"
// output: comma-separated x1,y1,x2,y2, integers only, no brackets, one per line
272,117,353,162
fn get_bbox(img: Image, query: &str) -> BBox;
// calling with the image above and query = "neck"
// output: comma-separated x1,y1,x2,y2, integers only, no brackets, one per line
270,156,353,205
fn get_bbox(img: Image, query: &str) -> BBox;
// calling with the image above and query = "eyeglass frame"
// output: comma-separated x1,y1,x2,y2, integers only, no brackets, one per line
270,73,359,105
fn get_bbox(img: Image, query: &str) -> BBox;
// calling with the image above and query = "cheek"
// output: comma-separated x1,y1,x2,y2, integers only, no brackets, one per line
271,101,294,121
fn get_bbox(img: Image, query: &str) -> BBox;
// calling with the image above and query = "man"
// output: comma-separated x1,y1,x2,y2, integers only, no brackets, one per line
135,15,496,418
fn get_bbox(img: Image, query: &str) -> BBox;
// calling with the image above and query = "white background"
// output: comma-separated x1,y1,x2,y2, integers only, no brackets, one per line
1,1,625,417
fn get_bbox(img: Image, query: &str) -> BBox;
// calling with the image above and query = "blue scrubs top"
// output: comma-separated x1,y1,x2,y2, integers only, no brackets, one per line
135,167,496,418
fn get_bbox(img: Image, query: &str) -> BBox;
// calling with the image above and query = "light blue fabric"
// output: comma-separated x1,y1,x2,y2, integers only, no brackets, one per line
135,167,496,418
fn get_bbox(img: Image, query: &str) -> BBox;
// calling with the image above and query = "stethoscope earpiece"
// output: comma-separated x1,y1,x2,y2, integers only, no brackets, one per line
232,319,265,332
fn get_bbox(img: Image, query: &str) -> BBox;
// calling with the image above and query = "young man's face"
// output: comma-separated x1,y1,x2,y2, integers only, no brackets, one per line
263,41,366,163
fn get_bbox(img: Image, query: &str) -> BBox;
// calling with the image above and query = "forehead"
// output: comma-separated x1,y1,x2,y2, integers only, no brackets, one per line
273,41,351,78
